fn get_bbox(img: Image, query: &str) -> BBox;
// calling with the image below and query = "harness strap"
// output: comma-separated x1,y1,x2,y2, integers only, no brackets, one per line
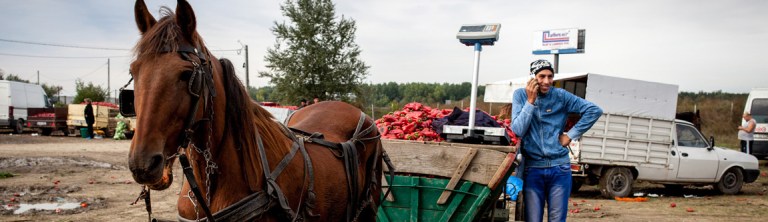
275,120,319,218
177,190,275,222
179,152,216,222
255,128,298,218
286,111,383,222
341,140,360,222
131,185,157,222
144,188,154,222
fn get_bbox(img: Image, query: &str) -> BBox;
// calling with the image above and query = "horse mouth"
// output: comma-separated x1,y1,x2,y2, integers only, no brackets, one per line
147,158,175,190
130,153,176,191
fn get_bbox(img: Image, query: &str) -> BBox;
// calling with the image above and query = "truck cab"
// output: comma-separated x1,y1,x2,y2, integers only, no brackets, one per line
668,121,760,188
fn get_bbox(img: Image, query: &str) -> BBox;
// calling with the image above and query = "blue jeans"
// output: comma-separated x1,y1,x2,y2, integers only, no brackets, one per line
524,164,572,222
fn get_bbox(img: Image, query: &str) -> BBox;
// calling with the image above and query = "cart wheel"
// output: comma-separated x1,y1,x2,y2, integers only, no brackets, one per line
41,128,53,136
514,191,524,221
13,120,23,134
101,128,111,137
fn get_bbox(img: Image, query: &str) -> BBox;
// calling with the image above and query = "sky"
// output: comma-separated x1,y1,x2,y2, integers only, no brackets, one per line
1,0,766,97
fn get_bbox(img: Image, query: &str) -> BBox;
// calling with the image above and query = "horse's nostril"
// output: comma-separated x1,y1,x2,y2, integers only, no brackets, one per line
147,154,164,172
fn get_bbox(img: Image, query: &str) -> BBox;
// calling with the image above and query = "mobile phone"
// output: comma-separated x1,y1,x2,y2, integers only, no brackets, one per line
530,76,539,85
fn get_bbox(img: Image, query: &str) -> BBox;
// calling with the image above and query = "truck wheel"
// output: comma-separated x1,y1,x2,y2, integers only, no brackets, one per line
599,167,633,198
716,168,743,195
40,128,53,136
13,120,23,134
572,177,584,194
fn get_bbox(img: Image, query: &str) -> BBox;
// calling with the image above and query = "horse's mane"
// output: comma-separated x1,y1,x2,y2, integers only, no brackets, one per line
219,58,292,191
133,7,209,58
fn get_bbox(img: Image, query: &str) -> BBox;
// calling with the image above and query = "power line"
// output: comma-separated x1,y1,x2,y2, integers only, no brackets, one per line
36,62,108,82
0,52,130,59
0,37,243,52
0,38,131,51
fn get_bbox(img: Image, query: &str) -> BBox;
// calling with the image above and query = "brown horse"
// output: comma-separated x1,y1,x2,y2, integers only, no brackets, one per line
127,0,383,221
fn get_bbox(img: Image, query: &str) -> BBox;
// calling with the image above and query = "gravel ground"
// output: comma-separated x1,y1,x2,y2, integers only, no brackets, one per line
0,133,766,221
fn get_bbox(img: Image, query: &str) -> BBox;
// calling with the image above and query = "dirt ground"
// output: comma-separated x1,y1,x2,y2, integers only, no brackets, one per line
0,132,767,222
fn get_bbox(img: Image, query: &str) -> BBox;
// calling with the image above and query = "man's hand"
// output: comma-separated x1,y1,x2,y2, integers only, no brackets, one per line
526,78,539,104
559,134,571,147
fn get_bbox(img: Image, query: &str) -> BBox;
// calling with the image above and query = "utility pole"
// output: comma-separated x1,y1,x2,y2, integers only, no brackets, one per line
245,45,250,89
107,58,111,101
37,70,39,85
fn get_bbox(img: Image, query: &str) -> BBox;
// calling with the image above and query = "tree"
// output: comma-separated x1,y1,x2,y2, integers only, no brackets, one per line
259,0,369,104
4,74,30,83
0,68,5,80
42,83,64,98
73,79,108,103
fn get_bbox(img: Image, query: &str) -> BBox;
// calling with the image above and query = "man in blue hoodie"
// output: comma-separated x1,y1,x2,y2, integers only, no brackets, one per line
511,59,602,222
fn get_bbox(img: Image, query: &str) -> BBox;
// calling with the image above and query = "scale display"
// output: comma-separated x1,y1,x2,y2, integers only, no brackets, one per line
457,23,501,46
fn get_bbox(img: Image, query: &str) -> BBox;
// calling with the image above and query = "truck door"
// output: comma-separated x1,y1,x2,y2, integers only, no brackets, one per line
675,123,718,181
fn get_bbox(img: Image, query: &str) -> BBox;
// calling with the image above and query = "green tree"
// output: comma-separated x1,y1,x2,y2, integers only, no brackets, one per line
41,83,63,99
4,74,30,83
73,79,108,103
259,0,369,104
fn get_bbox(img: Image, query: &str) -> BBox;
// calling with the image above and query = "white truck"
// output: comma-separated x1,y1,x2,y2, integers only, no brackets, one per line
0,80,52,133
743,88,768,159
485,73,760,198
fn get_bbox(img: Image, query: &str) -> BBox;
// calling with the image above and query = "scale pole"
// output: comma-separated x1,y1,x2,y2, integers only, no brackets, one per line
467,43,482,137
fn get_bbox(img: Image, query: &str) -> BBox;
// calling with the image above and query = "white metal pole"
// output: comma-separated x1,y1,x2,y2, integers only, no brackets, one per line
468,43,482,135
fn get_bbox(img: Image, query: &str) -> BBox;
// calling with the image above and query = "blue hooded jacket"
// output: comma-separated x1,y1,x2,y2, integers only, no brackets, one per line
511,87,602,168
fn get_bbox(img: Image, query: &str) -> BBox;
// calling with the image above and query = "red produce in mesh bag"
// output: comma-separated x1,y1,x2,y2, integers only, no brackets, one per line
375,102,444,142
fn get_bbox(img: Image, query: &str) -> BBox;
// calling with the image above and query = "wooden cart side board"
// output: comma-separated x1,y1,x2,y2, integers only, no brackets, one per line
436,148,478,205
383,140,516,153
487,152,515,189
383,141,510,185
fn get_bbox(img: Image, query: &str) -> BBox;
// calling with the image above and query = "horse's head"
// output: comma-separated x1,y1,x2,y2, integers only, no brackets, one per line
128,0,211,190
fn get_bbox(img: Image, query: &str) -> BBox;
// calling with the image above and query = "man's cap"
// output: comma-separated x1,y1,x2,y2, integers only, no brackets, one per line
530,59,554,76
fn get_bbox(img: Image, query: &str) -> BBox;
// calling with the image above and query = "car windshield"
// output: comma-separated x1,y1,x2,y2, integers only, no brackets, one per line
751,99,768,123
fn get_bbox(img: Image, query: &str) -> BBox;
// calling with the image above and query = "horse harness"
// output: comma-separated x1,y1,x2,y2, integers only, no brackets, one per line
124,43,219,222
123,43,393,222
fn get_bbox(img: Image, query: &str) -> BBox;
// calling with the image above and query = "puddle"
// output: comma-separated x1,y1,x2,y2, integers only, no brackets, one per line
5,202,81,214
0,157,125,173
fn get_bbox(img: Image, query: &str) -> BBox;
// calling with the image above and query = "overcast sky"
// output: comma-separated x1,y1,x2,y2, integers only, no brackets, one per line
1,0,766,96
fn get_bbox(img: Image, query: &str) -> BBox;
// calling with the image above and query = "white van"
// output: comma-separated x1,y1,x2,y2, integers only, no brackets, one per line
0,80,52,133
743,88,768,159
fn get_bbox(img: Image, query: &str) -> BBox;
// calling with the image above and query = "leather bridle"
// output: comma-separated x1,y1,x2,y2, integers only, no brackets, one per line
124,43,218,222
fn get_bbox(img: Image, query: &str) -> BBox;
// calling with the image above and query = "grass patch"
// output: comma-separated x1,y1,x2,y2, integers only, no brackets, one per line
0,172,14,179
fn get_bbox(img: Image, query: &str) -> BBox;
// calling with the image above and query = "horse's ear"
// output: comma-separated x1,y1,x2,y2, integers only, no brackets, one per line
134,0,157,34
175,0,197,42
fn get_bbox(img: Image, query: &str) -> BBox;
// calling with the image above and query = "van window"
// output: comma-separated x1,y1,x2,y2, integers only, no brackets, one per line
751,99,768,123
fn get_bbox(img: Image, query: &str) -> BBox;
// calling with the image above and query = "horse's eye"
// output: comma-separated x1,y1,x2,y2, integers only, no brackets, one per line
180,71,193,81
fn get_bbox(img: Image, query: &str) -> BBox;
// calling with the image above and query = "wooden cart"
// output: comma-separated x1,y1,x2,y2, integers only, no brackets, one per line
378,140,517,222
